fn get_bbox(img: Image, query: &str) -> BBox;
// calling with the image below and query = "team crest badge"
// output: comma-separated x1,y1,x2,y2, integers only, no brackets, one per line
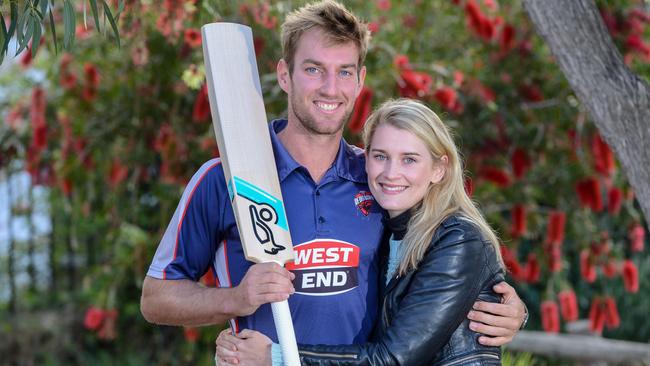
354,191,374,216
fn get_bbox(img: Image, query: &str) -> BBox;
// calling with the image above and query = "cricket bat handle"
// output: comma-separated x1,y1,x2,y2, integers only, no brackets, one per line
271,300,300,366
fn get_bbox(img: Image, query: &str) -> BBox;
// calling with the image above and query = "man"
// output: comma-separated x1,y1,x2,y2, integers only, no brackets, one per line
141,0,525,348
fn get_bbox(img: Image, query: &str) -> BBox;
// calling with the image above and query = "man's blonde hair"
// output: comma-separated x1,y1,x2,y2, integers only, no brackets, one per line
281,1,370,73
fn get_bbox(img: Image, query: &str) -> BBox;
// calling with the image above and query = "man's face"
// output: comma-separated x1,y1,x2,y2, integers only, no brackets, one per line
278,28,366,136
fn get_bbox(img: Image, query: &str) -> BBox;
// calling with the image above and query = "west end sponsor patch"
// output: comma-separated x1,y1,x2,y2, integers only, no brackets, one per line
354,191,374,216
286,239,360,296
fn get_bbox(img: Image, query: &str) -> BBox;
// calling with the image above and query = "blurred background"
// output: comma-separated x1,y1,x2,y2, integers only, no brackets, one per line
0,0,648,365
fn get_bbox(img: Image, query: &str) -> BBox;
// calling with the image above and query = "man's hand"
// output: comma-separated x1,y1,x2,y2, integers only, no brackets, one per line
467,281,526,346
233,262,295,317
215,328,272,366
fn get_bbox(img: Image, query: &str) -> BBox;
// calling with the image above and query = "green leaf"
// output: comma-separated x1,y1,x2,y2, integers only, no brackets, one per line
0,13,6,64
32,16,42,59
3,1,18,52
48,4,58,54
63,0,75,49
102,0,120,47
40,0,49,16
16,12,33,56
89,0,100,31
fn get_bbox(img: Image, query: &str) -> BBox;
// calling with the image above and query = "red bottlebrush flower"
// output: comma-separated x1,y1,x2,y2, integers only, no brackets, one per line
61,178,73,196
510,204,527,239
545,211,566,246
60,72,77,90
575,178,603,212
97,309,118,340
519,83,544,102
625,34,650,58
453,71,464,87
589,298,605,333
591,134,616,177
193,84,211,122
467,79,496,105
84,63,101,88
479,167,511,188
398,70,432,98
524,253,540,283
433,86,459,112
200,267,217,287
629,223,645,252
84,306,106,331
348,87,373,134
540,300,560,333
30,87,46,128
547,245,562,273
464,177,474,197
200,136,220,157
603,296,620,329
600,8,620,36
558,290,579,322
376,0,391,11
499,23,516,53
464,0,495,40
109,159,129,188
622,259,639,293
607,187,623,216
368,22,380,34
184,326,200,342
82,87,98,102
602,259,619,278
20,47,33,68
500,245,523,280
393,54,411,70
511,148,531,179
580,249,597,283
184,28,202,47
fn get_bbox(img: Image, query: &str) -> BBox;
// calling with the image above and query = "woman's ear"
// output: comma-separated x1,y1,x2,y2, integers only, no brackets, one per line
431,155,448,184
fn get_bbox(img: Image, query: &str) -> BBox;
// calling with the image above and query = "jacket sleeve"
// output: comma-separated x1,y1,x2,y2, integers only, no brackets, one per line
298,222,490,365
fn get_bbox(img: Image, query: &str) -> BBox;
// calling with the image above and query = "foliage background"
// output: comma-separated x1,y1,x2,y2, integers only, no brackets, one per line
0,0,649,364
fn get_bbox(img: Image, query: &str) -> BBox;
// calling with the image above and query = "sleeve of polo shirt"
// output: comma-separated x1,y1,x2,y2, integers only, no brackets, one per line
147,159,226,281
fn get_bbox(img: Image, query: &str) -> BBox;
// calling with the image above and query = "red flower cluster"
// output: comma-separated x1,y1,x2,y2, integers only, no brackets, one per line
580,249,597,283
591,133,616,177
348,87,374,134
510,204,526,239
545,210,566,246
607,186,623,215
59,53,77,90
464,0,497,41
394,54,433,99
184,327,200,342
433,86,462,113
628,223,645,252
184,28,202,48
84,306,119,340
589,296,620,333
479,166,511,188
500,245,522,279
558,289,579,322
575,177,603,212
82,63,101,102
511,148,531,179
519,83,544,102
522,253,540,283
622,259,639,293
540,300,560,333
193,84,211,122
109,158,129,189
240,2,278,30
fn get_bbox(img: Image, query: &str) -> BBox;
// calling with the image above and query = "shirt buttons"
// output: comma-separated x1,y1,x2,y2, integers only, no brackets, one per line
318,216,326,224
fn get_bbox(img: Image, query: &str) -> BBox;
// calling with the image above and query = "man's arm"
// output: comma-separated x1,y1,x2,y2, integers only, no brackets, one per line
140,262,295,327
468,281,527,346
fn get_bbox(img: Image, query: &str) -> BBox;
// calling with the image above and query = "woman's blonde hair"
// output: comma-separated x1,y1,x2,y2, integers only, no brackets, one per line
362,99,504,275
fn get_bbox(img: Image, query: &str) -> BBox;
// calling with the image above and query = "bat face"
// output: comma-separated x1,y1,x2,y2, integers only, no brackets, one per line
202,23,294,264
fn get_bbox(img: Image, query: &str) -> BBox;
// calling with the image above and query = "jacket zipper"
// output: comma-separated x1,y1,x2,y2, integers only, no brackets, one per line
299,350,358,359
438,352,500,366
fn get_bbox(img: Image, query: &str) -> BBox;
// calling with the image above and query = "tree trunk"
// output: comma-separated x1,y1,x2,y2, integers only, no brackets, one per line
523,0,650,224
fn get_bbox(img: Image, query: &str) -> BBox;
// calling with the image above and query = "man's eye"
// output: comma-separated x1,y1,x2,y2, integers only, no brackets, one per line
306,67,320,74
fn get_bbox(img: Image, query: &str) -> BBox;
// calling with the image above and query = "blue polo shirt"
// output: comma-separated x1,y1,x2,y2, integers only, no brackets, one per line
148,119,384,345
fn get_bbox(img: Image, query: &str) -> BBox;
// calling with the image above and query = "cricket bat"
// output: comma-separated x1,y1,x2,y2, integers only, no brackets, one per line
201,23,300,365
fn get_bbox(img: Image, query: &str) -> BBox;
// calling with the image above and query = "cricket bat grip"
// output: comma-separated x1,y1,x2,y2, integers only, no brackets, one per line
271,299,301,366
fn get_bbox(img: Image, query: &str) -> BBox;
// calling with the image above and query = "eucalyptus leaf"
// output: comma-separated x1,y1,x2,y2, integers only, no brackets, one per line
16,12,34,55
0,13,5,64
49,4,58,54
40,0,49,16
63,0,75,49
4,1,18,52
102,0,120,47
32,18,42,59
89,0,101,31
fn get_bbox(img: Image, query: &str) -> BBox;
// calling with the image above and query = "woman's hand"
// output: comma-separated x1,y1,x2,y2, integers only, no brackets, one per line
215,328,273,366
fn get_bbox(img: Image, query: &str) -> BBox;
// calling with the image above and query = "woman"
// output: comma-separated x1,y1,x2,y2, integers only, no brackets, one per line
217,99,505,365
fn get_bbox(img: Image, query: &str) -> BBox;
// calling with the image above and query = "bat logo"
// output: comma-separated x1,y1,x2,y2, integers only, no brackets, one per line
229,176,289,256
249,203,286,255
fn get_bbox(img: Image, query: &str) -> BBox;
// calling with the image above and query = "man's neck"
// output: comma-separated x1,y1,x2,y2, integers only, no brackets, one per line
277,120,342,184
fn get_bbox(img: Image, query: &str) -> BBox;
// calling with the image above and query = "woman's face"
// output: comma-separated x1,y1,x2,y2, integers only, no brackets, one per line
365,124,446,218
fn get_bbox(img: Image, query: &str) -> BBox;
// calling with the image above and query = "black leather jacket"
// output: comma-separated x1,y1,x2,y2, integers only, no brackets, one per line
297,214,505,365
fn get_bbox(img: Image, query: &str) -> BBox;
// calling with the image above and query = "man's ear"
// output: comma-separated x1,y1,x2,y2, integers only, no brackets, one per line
431,155,448,184
277,59,291,93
